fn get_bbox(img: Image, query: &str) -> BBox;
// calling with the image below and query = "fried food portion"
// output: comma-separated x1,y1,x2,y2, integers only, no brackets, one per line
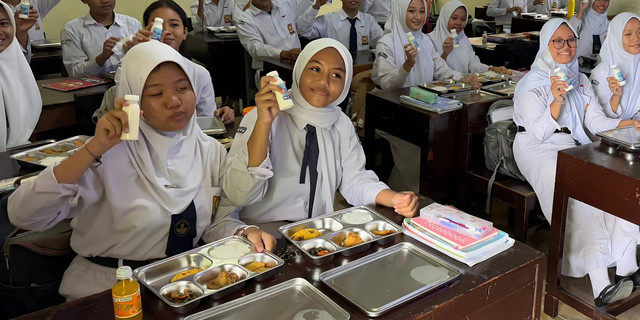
342,232,364,247
290,228,322,241
168,289,198,303
371,230,395,236
245,261,277,272
206,271,239,290
170,268,203,282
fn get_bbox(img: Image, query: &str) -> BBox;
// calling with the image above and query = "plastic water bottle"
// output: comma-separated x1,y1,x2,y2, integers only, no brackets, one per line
451,29,459,48
482,31,488,45
611,65,626,86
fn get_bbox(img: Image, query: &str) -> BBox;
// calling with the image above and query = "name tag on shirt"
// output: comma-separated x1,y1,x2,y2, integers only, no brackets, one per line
361,36,368,45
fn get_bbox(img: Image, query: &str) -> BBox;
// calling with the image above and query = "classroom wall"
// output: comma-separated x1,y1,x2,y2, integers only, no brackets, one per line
42,0,341,42
435,0,640,17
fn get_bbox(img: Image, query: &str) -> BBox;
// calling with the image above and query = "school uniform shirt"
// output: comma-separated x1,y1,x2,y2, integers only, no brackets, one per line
360,0,392,24
512,19,637,279
568,1,609,59
61,12,141,78
589,13,640,121
8,41,243,301
223,38,389,223
298,8,383,51
191,0,240,32
534,0,568,14
428,0,490,74
486,0,535,27
9,0,61,62
236,0,301,71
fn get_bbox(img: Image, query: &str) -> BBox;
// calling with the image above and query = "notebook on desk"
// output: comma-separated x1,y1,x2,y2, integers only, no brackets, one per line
42,76,112,92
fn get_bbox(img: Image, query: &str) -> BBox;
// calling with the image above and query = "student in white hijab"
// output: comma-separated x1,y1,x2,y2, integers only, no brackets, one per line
8,41,274,301
371,0,482,90
428,0,511,75
589,13,640,122
0,1,41,152
569,0,610,58
513,19,640,307
223,38,418,229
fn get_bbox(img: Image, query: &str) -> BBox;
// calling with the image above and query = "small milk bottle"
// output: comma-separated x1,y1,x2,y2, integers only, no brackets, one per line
121,95,140,140
151,17,164,41
112,266,143,320
482,31,488,45
611,65,626,86
266,71,294,110
554,67,574,91
406,32,420,51
450,29,459,48
18,0,30,19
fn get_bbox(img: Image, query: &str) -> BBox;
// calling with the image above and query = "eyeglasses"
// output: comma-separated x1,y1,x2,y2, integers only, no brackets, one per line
550,38,580,49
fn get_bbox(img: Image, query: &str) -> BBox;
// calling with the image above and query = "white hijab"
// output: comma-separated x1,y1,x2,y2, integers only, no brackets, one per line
576,0,609,58
379,0,434,87
114,40,215,214
0,1,41,151
285,38,353,217
590,13,640,119
514,19,591,145
427,0,474,73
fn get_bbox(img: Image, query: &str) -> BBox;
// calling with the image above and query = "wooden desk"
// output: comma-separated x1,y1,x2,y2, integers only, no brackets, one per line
181,31,246,102
545,142,640,319
16,197,545,320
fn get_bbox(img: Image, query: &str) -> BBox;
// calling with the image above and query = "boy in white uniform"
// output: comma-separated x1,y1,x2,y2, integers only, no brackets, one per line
487,0,542,32
298,0,383,51
191,0,240,31
236,0,304,86
360,0,392,25
5,0,61,61
61,0,141,78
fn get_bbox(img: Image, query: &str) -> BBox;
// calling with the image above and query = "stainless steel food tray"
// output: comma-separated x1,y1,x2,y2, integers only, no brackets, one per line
481,80,518,96
278,206,402,265
474,71,510,85
184,278,350,320
30,39,61,49
597,126,640,152
419,79,472,94
133,236,284,311
10,135,91,168
196,116,226,135
320,242,461,317
441,90,502,105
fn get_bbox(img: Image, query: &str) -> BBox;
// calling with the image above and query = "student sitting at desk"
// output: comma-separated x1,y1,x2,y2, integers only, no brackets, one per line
533,0,567,14
513,19,640,307
8,41,273,301
487,0,542,33
191,0,240,32
298,0,383,52
0,1,41,152
361,0,392,25
568,0,609,59
5,0,62,61
236,0,304,87
61,0,141,78
589,13,640,123
223,39,418,240
428,0,511,75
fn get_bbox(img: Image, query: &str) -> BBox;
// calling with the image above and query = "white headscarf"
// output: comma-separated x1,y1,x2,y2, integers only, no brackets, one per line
0,1,41,151
590,13,640,119
114,40,215,214
379,0,434,86
427,0,477,73
514,19,591,145
575,0,609,58
285,38,353,216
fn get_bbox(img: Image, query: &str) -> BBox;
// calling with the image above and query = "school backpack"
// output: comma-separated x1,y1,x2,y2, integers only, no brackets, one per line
483,100,526,213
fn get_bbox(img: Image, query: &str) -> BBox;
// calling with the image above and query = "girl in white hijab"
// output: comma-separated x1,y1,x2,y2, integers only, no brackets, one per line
569,0,610,58
589,13,640,122
223,38,418,228
8,41,273,301
0,1,41,152
513,19,639,307
428,0,511,75
371,0,482,90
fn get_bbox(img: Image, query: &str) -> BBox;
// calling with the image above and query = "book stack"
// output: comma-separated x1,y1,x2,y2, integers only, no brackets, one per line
403,203,514,266
399,94,462,114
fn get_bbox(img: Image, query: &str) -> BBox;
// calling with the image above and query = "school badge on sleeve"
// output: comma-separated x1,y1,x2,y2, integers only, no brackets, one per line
361,36,369,45
224,15,232,23
287,23,295,35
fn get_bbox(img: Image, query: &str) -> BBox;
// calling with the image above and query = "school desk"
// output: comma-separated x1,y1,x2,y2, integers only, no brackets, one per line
511,15,547,33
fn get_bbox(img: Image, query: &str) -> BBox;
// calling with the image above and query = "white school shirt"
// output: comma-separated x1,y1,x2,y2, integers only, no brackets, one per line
360,0,392,24
534,0,568,14
568,16,608,59
61,12,141,78
486,0,535,26
236,0,301,70
191,0,240,31
371,38,462,90
298,8,383,51
222,109,389,223
9,0,61,61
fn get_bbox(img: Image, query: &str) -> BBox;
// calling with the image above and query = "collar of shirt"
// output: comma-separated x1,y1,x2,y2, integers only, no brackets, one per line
83,11,125,28
291,114,309,131
248,1,280,16
339,9,361,22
